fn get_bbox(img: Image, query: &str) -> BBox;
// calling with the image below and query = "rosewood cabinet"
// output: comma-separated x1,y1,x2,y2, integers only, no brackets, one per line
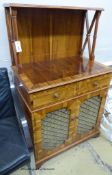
5,3,112,168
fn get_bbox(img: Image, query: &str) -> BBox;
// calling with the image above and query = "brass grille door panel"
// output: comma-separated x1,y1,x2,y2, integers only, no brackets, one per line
41,108,70,150
77,96,101,135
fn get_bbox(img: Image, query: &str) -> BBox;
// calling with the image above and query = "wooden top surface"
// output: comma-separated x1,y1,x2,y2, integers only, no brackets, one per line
13,57,112,93
4,3,104,11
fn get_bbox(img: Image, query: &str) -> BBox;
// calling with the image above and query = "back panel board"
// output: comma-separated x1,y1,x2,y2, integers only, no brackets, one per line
15,8,85,64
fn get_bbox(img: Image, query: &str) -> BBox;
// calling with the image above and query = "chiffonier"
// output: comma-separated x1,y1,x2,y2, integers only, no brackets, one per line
5,3,112,168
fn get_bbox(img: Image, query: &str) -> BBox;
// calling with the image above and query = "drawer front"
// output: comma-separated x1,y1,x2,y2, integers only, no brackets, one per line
77,74,110,95
30,83,77,109
30,74,110,109
15,74,111,110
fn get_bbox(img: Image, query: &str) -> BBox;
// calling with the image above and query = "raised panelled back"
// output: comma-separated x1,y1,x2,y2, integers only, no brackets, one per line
41,108,70,150
17,8,50,64
17,8,32,64
77,96,101,135
32,9,50,62
52,10,85,59
16,8,85,65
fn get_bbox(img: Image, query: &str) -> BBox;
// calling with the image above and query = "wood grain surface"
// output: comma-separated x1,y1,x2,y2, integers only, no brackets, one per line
4,4,112,169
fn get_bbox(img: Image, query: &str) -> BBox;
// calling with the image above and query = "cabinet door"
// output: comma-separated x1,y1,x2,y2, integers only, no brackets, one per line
32,100,79,161
32,89,107,162
76,89,107,138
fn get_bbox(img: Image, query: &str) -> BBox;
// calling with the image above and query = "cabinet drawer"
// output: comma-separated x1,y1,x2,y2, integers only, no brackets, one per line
77,74,110,95
17,74,111,110
31,83,77,108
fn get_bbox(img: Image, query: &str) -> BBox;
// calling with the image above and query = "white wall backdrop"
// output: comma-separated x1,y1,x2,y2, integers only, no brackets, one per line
0,0,112,72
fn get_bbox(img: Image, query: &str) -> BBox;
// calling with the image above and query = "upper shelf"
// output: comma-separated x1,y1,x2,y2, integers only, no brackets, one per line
4,3,104,11
5,4,103,67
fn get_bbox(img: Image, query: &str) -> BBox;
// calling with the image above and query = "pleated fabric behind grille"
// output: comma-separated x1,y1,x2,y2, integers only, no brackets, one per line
77,96,101,135
41,108,70,150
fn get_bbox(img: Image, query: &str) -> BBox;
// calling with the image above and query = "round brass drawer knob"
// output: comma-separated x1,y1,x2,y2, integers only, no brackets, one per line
93,82,98,87
53,93,60,99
